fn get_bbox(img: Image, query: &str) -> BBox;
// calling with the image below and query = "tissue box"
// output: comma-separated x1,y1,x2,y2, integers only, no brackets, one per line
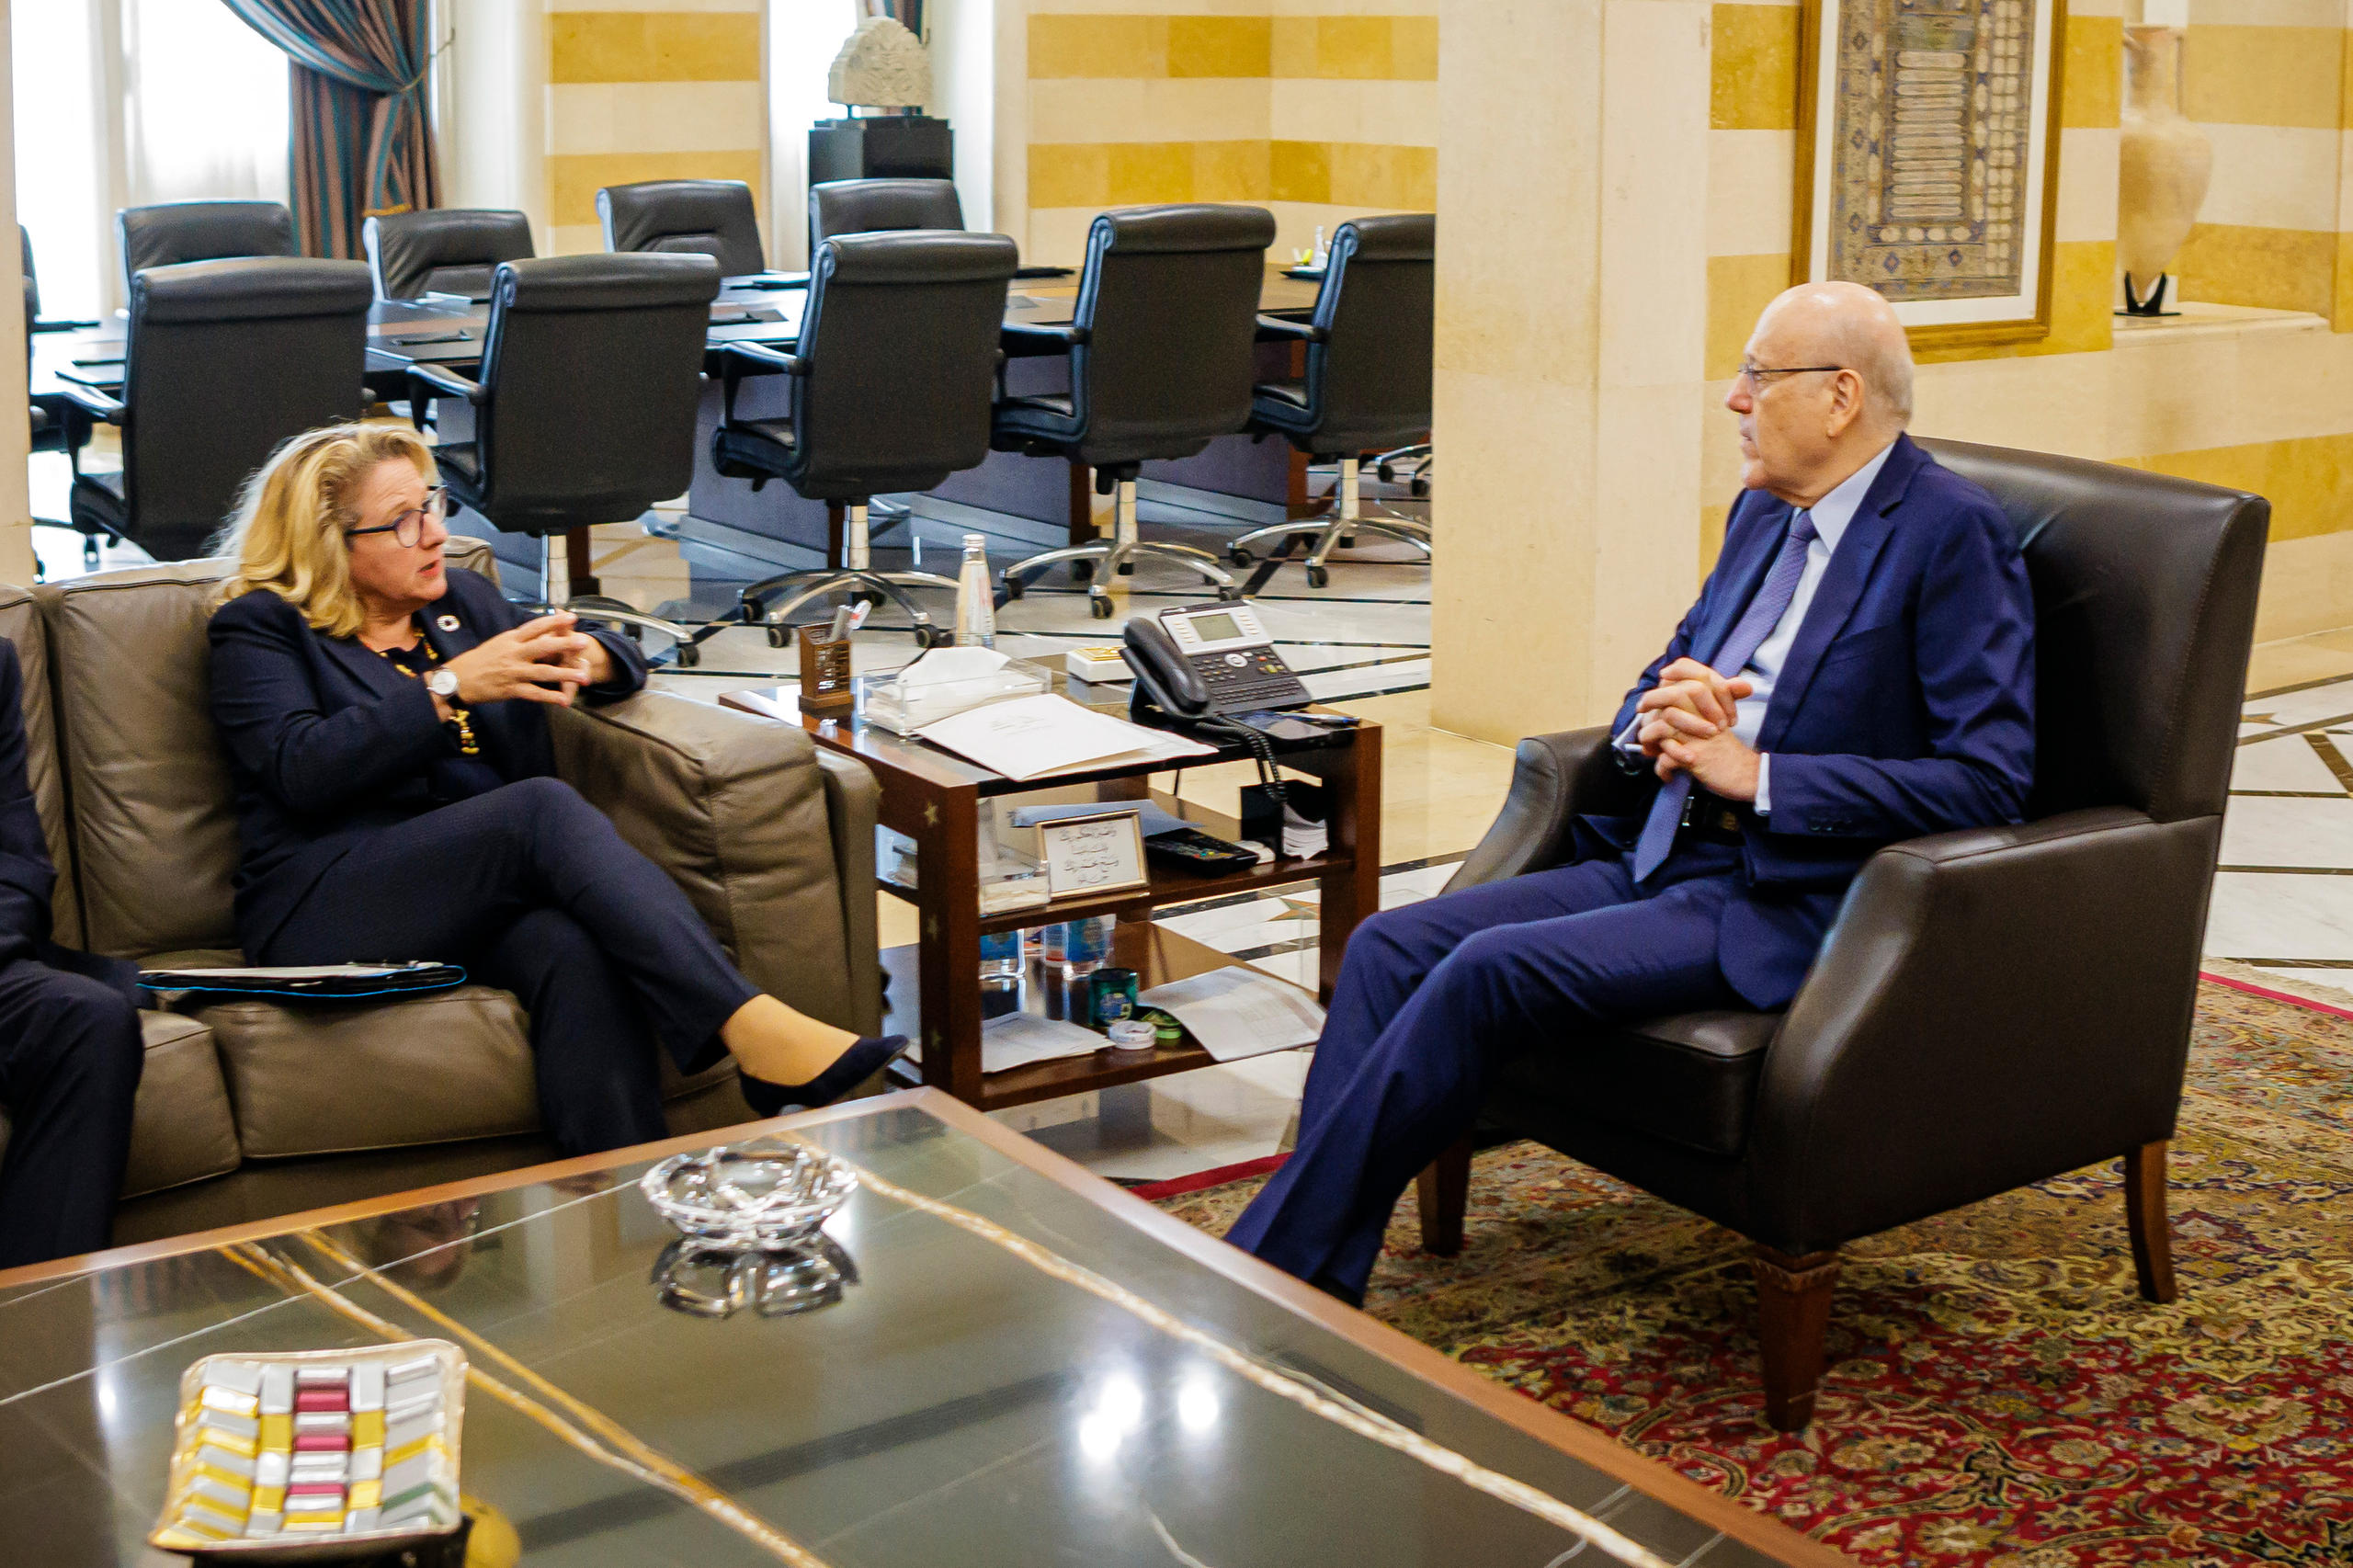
859,654,1052,734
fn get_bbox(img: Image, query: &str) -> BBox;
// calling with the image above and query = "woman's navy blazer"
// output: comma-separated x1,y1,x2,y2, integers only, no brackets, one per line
207,564,648,952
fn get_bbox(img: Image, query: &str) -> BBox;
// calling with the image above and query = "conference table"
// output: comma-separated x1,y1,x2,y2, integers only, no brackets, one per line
0,1089,1850,1566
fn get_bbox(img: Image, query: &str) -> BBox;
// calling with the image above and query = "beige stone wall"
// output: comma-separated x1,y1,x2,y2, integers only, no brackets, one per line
1006,0,1438,264
542,1,768,257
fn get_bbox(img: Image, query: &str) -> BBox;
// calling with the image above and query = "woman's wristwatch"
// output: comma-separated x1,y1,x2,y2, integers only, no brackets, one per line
425,670,461,703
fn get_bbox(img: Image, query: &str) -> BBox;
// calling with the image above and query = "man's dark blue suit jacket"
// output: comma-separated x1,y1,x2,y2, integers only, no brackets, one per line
1590,432,2037,1009
207,565,646,955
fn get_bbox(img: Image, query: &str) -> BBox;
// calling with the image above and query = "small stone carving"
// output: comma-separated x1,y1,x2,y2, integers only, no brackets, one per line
2118,25,2211,313
829,17,931,111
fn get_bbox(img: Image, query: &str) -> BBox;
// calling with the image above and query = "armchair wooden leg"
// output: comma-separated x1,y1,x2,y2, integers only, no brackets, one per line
1750,1245,1840,1431
1415,1137,1472,1256
2125,1138,2179,1303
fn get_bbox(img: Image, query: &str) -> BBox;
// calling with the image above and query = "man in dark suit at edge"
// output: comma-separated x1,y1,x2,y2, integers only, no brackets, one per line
1225,281,2039,1302
0,637,143,1269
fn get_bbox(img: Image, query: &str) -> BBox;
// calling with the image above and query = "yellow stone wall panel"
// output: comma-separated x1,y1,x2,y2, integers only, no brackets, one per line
2177,223,2337,317
1168,17,1273,77
2062,16,2121,131
1705,252,1790,379
1709,5,1798,131
2184,26,2340,130
1030,142,1113,210
1271,138,1332,202
2120,432,2353,542
549,12,761,85
1316,16,1399,78
1193,139,1272,200
1392,17,1440,80
1329,142,1436,208
1271,17,1318,77
1029,15,1162,79
1108,141,1197,202
549,150,762,228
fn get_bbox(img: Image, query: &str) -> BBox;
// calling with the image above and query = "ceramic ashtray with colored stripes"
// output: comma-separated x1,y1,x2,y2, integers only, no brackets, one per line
150,1339,466,1554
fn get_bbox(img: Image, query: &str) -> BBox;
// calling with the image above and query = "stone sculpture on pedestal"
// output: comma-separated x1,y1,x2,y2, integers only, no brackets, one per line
829,16,931,112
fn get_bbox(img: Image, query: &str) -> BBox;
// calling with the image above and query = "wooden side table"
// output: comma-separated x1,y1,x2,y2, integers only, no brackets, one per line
721,683,1381,1110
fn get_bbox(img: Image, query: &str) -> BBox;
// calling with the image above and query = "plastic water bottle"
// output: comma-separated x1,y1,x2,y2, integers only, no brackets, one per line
953,534,995,647
979,929,1021,985
1064,914,1112,979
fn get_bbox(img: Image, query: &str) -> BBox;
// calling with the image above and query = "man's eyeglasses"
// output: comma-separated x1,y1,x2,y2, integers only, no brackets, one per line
1734,362,1845,390
347,487,449,548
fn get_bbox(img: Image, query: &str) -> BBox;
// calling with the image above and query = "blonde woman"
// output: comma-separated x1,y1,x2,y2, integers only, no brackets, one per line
206,424,905,1152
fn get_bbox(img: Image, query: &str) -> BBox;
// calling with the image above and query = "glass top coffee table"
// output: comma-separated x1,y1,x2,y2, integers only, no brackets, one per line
0,1091,1848,1567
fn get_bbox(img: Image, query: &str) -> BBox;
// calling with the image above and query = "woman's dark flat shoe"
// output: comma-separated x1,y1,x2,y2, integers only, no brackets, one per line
740,1034,910,1118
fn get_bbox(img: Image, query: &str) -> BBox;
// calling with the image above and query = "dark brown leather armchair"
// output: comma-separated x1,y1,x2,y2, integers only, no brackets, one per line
1417,439,2268,1429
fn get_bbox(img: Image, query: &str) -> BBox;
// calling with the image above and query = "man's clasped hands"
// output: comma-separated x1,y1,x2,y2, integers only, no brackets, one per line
1634,658,1763,802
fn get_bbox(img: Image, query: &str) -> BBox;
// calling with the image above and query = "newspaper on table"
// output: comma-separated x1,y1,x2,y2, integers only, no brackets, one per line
1139,968,1325,1062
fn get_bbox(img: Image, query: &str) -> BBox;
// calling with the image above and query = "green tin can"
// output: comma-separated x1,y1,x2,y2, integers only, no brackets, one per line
1088,967,1140,1029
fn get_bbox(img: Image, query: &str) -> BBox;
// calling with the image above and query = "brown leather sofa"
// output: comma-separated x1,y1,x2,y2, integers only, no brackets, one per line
1417,439,2268,1430
0,538,880,1244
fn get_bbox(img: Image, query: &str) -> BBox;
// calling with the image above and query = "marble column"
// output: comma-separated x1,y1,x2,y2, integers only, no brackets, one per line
1430,0,1712,744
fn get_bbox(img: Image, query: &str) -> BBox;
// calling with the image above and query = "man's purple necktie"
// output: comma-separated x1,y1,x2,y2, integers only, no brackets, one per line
1631,509,1819,883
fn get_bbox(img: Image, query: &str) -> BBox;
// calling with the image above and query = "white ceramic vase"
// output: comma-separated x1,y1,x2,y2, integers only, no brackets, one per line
2118,26,2212,304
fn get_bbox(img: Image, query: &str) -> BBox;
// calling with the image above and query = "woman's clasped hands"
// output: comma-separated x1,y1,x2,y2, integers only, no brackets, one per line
438,612,613,712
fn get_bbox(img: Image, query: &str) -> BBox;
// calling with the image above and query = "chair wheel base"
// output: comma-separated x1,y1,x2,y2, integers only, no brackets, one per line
1306,565,1329,588
767,625,789,649
1002,575,1026,601
1228,546,1256,566
674,642,701,668
914,621,953,649
1216,585,1242,602
1071,560,1095,584
1089,594,1115,619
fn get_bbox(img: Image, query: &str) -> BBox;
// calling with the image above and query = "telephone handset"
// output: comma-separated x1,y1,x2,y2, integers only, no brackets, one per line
1121,603,1313,720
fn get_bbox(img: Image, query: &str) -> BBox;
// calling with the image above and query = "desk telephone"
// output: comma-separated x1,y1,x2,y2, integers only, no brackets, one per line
1121,603,1313,718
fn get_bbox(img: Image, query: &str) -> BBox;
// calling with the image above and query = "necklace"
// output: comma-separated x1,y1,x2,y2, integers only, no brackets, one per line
373,628,480,756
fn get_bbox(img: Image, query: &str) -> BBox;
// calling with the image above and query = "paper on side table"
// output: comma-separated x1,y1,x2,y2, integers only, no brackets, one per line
908,1011,1107,1074
916,694,1215,781
1139,968,1325,1062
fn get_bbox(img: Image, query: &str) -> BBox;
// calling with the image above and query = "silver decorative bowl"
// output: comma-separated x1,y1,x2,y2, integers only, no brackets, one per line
639,1141,858,1250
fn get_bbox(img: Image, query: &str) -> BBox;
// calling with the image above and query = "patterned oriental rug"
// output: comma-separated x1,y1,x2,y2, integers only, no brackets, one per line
1151,976,2353,1566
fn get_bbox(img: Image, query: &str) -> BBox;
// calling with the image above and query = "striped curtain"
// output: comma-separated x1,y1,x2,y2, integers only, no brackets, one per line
219,0,440,260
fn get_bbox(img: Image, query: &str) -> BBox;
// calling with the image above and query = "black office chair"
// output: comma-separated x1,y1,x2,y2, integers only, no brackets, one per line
808,177,964,245
597,180,766,278
364,209,535,301
710,229,1020,646
995,203,1277,617
21,227,106,570
1228,214,1434,587
117,200,296,293
404,253,722,657
56,257,371,563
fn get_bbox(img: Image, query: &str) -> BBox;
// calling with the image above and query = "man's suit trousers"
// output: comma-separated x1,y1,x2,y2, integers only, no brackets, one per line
1224,843,1745,1299
0,958,143,1268
256,777,759,1155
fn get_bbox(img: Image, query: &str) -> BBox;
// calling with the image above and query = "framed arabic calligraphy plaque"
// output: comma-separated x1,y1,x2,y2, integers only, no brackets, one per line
1792,0,2068,348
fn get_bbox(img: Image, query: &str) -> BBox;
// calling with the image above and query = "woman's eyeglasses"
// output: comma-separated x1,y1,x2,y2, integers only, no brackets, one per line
347,487,449,548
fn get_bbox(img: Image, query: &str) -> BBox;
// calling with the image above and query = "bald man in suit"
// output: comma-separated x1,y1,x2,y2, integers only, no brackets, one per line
1229,283,2038,1302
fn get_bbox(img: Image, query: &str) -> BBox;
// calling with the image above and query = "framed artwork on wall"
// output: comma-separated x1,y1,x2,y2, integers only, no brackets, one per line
1791,0,2069,349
